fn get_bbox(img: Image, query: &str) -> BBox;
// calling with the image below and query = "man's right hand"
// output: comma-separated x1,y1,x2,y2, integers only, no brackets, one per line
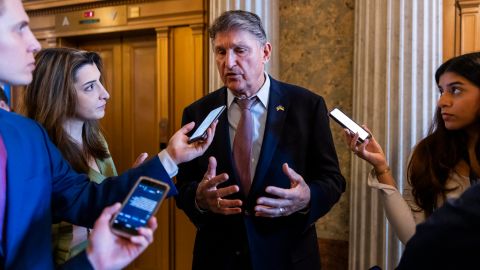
195,156,242,215
86,203,157,270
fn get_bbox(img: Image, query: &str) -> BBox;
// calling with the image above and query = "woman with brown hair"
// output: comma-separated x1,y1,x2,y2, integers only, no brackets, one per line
23,47,148,264
346,52,480,244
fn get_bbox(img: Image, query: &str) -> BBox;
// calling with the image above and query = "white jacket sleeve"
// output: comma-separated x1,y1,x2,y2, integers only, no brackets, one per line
367,169,425,244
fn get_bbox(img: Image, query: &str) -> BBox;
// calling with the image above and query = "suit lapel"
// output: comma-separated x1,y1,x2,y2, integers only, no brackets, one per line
210,89,235,180
0,113,28,263
250,78,289,196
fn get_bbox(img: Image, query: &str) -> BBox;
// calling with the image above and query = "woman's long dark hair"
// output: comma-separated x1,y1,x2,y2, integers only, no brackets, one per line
408,52,480,216
23,48,110,173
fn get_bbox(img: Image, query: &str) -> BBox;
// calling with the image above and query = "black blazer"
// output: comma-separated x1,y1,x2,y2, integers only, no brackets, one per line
176,77,345,270
397,183,480,269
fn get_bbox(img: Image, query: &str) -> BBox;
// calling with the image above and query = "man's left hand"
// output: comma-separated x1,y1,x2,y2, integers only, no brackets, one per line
254,163,310,218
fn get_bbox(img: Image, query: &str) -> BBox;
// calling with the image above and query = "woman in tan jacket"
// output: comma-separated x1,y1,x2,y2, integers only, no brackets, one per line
345,52,480,244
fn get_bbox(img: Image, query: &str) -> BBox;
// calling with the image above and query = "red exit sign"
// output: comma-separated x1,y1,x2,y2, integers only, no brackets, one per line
83,11,94,18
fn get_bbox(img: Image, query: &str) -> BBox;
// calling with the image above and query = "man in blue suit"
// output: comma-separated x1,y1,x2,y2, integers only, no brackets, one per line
176,10,346,270
0,0,216,268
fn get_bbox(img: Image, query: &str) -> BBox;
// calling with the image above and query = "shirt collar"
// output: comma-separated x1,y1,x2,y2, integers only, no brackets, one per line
227,72,270,108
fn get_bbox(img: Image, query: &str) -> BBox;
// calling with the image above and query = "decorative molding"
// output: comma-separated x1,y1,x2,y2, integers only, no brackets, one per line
189,23,205,35
28,0,204,39
457,0,480,13
349,1,442,269
24,0,160,13
155,26,169,37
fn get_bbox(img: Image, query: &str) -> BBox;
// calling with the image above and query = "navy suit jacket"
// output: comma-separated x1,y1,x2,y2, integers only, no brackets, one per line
0,109,177,269
176,77,345,270
397,183,480,269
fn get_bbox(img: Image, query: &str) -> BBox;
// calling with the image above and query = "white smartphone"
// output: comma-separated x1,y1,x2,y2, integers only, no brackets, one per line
188,105,226,144
329,107,370,142
111,176,170,238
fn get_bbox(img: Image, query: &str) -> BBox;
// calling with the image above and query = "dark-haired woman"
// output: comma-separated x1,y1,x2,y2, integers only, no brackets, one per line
345,52,480,244
23,48,148,263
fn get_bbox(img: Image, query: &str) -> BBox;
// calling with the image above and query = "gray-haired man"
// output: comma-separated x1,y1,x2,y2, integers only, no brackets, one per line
176,10,345,270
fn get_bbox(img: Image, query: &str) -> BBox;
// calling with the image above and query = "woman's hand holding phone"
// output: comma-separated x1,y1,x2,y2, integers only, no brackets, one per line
343,126,388,169
344,126,396,187
328,107,386,168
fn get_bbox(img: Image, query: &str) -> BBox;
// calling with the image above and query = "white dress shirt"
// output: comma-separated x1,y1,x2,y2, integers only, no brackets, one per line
227,73,270,180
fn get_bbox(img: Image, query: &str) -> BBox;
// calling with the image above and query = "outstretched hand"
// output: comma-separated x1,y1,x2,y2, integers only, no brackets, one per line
86,203,157,270
166,121,217,165
195,156,242,215
254,163,310,218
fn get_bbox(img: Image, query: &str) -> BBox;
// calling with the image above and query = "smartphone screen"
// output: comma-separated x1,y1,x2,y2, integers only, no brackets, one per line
329,108,370,142
111,177,169,237
188,105,226,144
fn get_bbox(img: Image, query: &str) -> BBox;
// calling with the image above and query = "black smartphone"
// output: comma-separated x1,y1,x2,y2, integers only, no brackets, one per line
188,105,226,144
329,107,371,142
111,176,170,237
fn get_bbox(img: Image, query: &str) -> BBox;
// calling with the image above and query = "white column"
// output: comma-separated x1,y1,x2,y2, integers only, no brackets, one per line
349,1,442,269
208,0,279,91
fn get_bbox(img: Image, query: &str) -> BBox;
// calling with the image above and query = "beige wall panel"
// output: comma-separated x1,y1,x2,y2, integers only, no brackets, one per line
279,0,353,242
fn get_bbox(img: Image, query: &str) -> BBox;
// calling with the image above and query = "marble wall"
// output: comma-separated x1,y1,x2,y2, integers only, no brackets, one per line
279,0,354,243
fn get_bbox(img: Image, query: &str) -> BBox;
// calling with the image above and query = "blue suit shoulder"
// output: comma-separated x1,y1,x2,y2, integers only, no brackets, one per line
0,110,47,137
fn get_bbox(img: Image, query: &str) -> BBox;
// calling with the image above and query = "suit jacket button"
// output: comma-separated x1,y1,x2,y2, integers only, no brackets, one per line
244,210,251,216
235,251,241,256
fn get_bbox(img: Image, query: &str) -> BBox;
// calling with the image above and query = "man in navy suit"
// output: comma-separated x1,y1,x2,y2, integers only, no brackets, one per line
0,0,215,268
176,10,345,270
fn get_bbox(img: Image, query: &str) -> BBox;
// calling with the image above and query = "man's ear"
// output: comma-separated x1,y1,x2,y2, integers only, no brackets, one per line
262,42,272,63
0,100,10,112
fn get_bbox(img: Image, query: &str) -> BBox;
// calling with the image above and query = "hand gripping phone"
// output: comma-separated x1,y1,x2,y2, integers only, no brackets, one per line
188,105,226,144
329,107,371,143
111,176,170,237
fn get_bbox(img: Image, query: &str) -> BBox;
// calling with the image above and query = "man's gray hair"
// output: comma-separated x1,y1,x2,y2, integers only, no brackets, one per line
209,10,267,45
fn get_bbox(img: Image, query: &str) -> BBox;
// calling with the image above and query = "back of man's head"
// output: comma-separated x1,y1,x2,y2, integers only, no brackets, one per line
209,10,267,46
